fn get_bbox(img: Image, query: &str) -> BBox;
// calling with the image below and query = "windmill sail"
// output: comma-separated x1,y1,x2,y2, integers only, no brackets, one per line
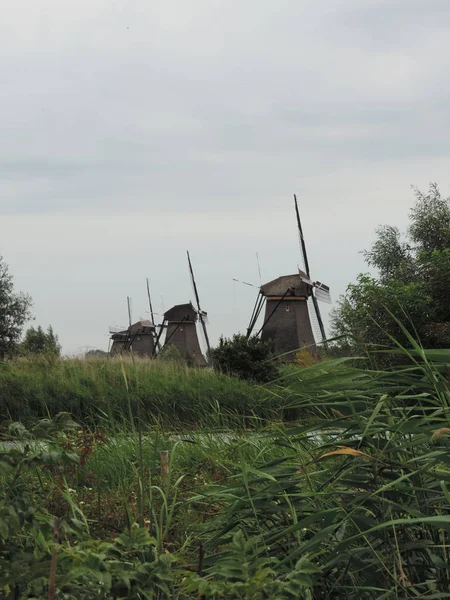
187,251,211,357
146,278,161,351
293,195,327,344
294,194,311,278
314,282,332,304
146,278,156,325
307,299,323,344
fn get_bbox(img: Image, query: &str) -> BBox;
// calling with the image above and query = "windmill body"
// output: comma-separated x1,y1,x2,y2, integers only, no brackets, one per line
110,320,155,357
260,273,316,360
163,302,207,366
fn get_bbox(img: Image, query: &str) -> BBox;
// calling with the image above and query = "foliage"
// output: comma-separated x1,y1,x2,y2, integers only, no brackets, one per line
157,343,189,365
85,349,108,358
198,338,450,597
3,334,450,597
332,183,450,360
410,182,450,251
21,324,61,356
0,414,181,599
331,274,431,365
211,334,280,383
0,355,282,427
0,255,32,358
187,530,318,598
295,347,323,369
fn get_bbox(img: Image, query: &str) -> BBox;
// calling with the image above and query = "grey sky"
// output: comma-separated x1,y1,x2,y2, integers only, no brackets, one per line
1,0,450,353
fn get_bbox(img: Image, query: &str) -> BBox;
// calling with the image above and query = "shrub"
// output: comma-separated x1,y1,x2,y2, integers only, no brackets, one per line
211,334,280,383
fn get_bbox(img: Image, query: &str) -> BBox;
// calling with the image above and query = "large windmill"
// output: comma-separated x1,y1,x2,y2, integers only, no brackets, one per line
155,252,210,366
246,195,331,361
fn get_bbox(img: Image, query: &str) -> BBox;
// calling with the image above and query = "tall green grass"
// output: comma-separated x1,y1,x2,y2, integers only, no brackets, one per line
0,355,284,427
196,337,450,597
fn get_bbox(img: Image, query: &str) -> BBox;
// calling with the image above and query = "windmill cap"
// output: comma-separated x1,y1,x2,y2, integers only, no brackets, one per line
164,302,198,322
260,273,310,297
110,319,155,336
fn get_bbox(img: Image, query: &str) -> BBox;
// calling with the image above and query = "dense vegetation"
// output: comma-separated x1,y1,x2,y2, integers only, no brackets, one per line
2,335,450,598
0,355,284,427
331,183,450,362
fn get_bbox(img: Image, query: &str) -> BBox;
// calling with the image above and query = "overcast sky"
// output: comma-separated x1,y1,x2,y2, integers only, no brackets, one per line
1,0,450,354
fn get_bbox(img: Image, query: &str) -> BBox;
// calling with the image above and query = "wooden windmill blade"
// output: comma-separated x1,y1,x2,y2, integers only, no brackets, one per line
293,195,328,344
146,278,161,351
152,319,167,357
294,194,311,278
127,296,132,329
246,290,265,338
124,296,133,350
310,293,327,343
187,250,211,356
146,278,156,325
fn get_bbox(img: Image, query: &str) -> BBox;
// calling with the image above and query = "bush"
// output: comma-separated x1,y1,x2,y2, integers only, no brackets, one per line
211,334,280,383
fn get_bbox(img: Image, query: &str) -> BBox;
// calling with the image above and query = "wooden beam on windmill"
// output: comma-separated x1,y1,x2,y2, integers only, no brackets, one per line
146,278,162,352
187,250,211,359
294,194,331,347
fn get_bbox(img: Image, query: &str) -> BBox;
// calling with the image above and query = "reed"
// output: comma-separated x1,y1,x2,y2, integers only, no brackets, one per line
0,354,282,427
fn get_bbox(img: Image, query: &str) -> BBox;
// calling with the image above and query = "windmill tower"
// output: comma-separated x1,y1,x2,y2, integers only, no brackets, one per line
246,195,331,361
156,252,210,367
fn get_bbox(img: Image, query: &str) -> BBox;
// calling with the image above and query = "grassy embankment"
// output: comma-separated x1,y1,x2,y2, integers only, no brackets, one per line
0,355,287,428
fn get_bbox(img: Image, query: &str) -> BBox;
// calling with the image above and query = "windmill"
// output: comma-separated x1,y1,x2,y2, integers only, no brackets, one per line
110,296,156,357
155,252,210,366
246,195,331,361
157,302,207,366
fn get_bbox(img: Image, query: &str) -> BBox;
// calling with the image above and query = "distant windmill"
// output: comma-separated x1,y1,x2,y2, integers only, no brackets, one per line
155,252,210,366
246,195,331,361
110,296,156,357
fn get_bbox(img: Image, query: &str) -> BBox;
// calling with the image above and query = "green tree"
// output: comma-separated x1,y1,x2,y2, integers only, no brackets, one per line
331,184,450,359
0,255,32,357
21,325,61,356
211,334,279,383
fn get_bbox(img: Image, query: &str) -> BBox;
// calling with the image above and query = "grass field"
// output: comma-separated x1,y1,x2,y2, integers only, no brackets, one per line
2,339,450,597
0,355,286,428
